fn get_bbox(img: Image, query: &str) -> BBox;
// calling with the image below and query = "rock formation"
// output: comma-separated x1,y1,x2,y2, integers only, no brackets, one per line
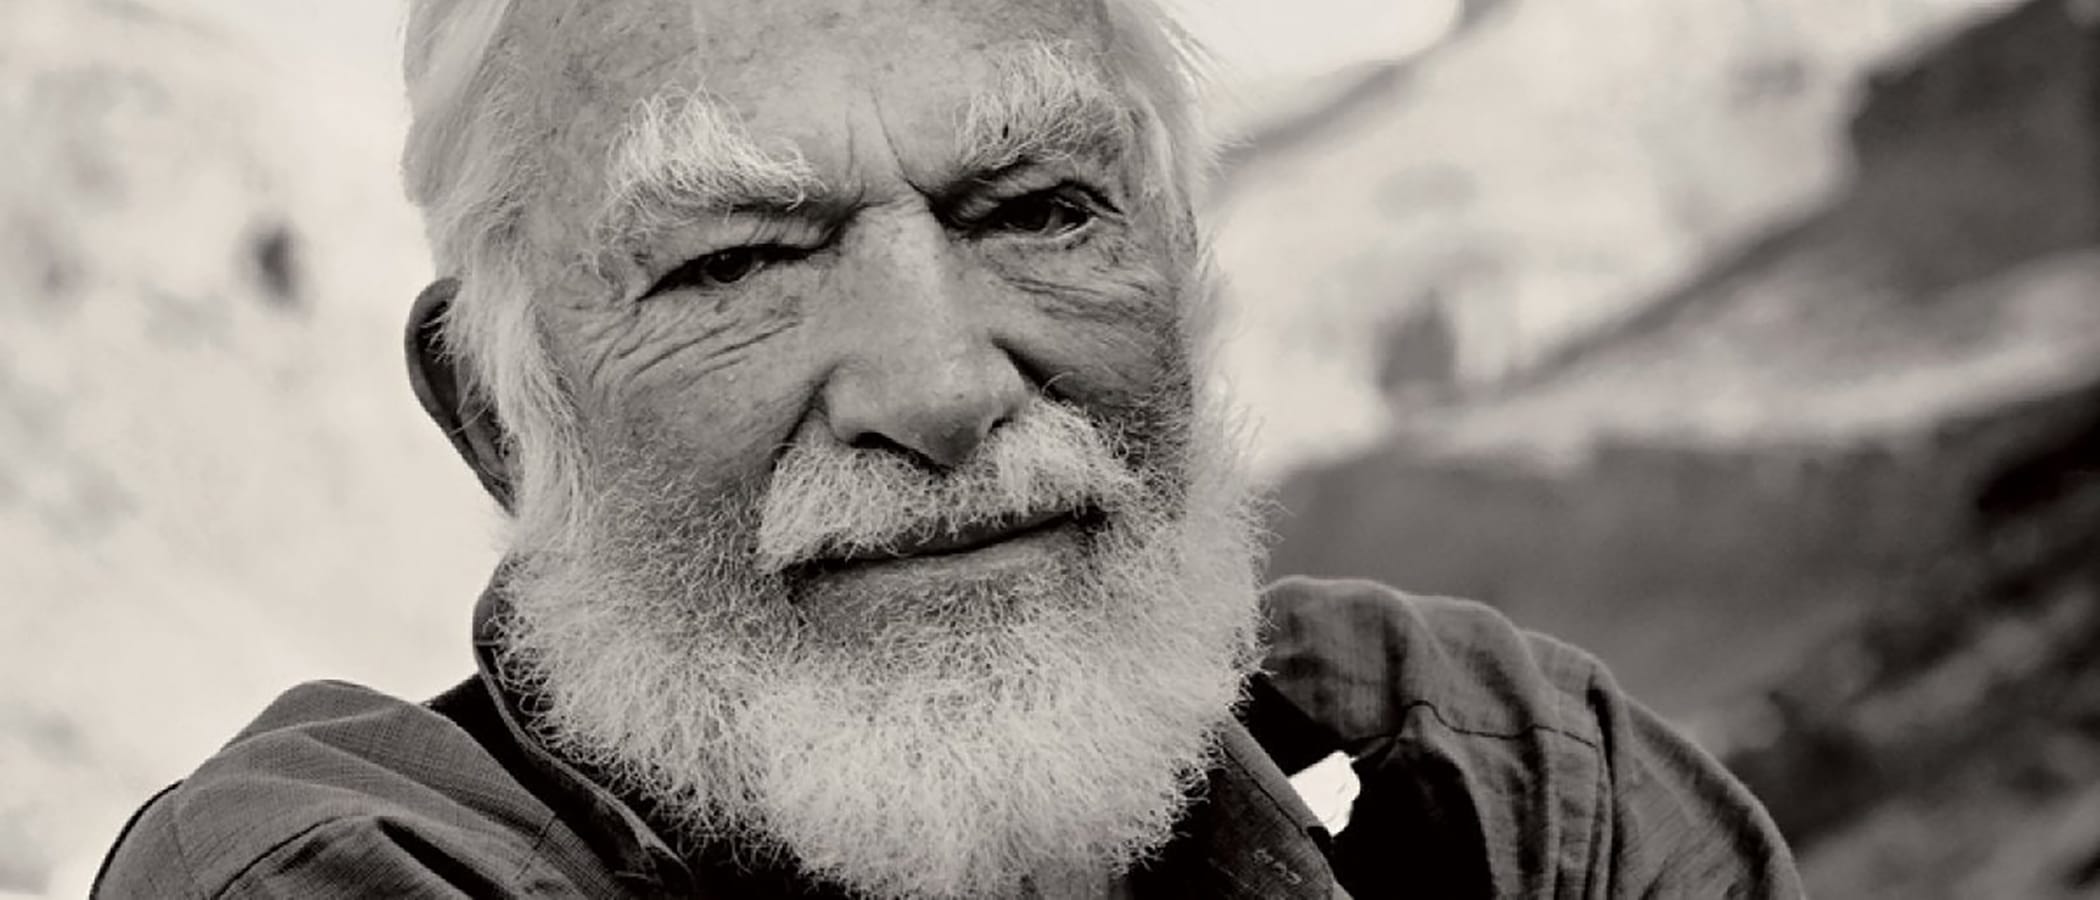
1270,2,2100,894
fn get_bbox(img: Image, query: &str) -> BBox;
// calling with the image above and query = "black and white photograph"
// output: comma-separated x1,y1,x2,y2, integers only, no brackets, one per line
5,1,2097,897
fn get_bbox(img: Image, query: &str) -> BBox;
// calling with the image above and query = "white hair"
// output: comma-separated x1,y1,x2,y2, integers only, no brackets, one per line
590,89,826,260
399,1,1215,537
403,1,586,543
592,41,1159,261
497,393,1265,897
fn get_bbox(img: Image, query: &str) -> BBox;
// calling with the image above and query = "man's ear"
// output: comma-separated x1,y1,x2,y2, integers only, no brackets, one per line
407,278,516,511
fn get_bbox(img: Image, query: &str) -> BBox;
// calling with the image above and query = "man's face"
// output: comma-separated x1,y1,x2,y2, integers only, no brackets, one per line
513,0,1190,525
475,2,1262,898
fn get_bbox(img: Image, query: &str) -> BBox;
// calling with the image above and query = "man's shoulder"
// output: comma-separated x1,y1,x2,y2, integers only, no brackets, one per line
1259,574,1610,748
95,679,562,898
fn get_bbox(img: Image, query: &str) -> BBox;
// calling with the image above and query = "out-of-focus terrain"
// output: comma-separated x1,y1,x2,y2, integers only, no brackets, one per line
0,3,487,894
1,0,2093,897
1254,1,2100,896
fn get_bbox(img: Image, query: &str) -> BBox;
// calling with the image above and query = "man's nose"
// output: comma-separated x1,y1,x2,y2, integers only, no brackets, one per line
820,230,1028,470
823,328,1028,469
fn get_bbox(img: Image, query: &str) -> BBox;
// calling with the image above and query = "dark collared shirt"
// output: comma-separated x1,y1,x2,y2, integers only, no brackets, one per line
96,577,1802,898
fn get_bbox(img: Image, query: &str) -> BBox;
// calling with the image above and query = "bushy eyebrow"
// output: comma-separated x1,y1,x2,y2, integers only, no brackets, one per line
592,89,829,252
590,41,1139,256
952,41,1141,181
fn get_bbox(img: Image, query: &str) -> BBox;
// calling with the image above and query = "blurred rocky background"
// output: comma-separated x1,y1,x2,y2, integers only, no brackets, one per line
2,0,2094,897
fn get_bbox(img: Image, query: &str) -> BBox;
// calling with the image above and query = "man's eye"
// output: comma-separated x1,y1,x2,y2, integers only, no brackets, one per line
978,191,1096,238
643,245,798,298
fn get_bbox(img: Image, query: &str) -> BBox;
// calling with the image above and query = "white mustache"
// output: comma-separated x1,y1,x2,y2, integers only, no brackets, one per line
753,402,1145,574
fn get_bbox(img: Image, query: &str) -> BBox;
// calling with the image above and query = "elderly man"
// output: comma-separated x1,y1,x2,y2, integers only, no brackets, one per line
97,1,1800,897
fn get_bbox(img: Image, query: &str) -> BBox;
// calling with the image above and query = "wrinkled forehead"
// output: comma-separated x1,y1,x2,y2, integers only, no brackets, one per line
506,0,1113,79
497,0,1119,221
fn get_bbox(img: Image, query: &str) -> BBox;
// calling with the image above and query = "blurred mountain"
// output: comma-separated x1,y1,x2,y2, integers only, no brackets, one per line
1272,0,2098,706
1411,0,2100,461
1208,0,2027,476
1268,1,2100,894
0,1,491,894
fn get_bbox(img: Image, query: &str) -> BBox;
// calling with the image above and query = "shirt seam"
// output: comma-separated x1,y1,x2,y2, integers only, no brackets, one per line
1580,738,1614,900
1221,749,1309,838
206,817,343,900
158,789,212,900
1397,697,1604,753
508,813,564,889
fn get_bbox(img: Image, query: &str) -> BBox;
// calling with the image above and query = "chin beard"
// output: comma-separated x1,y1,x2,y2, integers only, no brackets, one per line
492,397,1267,900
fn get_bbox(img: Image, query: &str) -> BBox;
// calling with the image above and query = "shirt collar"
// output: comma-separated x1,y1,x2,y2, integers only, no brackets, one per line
1166,711,1344,899
467,568,1338,898
469,576,697,892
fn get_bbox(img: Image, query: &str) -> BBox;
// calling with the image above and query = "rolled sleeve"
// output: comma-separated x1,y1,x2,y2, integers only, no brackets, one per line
1259,576,1803,898
210,816,534,899
1592,675,1800,898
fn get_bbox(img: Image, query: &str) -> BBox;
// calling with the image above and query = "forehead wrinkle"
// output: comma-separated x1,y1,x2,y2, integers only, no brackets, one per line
954,40,1139,179
592,86,829,259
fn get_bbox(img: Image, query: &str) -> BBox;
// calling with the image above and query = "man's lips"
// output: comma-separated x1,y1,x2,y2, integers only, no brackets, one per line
792,506,1101,576
857,508,1075,561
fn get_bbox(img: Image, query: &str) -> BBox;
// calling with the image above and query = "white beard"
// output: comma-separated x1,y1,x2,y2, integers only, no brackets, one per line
494,398,1267,899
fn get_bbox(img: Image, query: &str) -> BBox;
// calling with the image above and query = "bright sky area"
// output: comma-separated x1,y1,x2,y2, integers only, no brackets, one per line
175,0,1463,115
